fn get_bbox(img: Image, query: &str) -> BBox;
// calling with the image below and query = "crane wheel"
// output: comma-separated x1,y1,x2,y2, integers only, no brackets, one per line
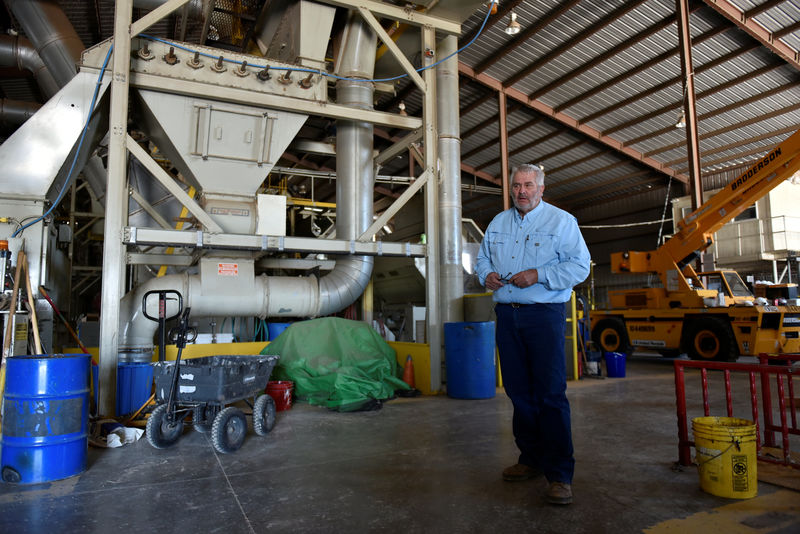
592,318,630,355
684,316,737,362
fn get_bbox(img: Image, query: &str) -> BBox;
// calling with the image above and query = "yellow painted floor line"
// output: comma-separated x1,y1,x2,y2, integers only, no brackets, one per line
644,489,800,533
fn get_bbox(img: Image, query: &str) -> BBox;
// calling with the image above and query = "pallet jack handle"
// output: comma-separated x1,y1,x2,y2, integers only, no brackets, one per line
142,290,183,362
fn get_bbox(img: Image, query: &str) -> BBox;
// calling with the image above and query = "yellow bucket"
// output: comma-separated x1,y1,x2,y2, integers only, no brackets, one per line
692,416,757,499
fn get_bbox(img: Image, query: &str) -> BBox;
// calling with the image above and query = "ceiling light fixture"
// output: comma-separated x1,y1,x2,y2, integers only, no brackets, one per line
505,12,521,35
675,110,686,129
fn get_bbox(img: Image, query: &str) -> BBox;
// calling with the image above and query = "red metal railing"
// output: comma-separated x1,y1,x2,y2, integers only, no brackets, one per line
674,354,799,468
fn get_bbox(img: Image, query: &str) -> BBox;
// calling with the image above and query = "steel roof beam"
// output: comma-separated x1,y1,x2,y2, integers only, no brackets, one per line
462,112,543,158
646,101,800,157
550,160,632,191
579,41,759,125
622,75,795,148
549,169,654,202
557,175,662,208
554,25,729,114
503,0,647,88
605,63,784,138
459,62,688,183
569,180,669,213
460,89,496,116
546,149,613,174
665,123,800,166
774,19,800,39
743,0,786,19
476,128,563,170
474,0,581,74
702,0,800,70
531,10,683,100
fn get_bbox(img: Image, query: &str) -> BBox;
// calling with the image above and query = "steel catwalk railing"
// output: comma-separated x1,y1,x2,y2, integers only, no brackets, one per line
674,354,799,469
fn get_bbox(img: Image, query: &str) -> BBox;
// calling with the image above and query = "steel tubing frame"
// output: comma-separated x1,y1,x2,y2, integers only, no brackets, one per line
674,356,799,469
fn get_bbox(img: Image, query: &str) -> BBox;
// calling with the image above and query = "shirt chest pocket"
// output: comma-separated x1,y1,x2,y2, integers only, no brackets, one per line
525,232,558,266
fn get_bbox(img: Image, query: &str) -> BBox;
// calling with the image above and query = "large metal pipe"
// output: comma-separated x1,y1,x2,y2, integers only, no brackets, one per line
320,11,376,315
0,35,59,98
4,0,85,89
0,98,42,126
436,35,463,324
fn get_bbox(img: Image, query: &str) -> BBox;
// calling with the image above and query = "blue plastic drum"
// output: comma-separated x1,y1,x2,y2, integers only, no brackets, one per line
116,362,154,416
444,321,496,399
1,354,91,484
268,322,292,341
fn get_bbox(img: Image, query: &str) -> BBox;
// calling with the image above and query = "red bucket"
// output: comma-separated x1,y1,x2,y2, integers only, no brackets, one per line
266,380,294,411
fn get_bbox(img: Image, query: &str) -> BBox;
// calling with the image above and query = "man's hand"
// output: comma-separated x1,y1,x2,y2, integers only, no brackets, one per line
485,272,504,291
508,269,538,288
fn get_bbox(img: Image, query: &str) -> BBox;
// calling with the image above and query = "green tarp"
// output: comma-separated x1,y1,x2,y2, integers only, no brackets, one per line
260,317,409,411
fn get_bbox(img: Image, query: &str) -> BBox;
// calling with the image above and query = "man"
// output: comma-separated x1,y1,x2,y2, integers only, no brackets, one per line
475,163,591,505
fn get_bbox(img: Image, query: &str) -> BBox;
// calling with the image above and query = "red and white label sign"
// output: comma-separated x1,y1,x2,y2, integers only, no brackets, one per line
218,263,239,276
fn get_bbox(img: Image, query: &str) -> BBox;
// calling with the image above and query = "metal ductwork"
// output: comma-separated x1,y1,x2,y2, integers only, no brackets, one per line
0,35,58,98
0,98,42,126
4,0,85,88
116,10,377,356
4,0,107,203
319,11,376,315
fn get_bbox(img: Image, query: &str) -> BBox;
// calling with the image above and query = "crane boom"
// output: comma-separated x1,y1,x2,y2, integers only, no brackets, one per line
612,129,800,290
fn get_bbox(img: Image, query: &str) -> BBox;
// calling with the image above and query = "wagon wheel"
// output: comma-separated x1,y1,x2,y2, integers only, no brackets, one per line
253,394,277,436
146,403,184,449
193,405,219,433
211,407,248,454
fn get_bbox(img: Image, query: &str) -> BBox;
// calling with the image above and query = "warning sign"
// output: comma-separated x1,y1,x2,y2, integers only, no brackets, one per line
218,263,239,276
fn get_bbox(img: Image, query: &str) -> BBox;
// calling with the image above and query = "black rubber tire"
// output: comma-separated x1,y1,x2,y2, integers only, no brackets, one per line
193,405,218,434
592,317,630,355
146,403,184,449
253,395,276,436
211,407,247,454
683,316,738,362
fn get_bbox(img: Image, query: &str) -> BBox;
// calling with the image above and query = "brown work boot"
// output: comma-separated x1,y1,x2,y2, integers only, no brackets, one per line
502,463,541,482
545,481,573,505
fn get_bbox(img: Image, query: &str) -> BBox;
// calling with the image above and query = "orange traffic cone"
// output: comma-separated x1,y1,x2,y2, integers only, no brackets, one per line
402,355,416,389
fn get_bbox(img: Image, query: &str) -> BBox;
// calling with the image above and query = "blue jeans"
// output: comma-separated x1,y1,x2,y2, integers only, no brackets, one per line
495,302,574,484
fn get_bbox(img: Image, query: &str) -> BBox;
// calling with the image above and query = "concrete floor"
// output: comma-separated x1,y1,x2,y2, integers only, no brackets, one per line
1,355,799,533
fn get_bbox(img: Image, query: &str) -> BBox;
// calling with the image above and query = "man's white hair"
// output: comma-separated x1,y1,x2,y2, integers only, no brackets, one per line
510,163,545,186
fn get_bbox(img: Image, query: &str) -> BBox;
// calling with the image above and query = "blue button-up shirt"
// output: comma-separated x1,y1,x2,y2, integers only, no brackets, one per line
475,201,591,304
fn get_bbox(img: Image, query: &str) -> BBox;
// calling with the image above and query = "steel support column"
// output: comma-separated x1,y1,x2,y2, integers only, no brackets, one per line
498,91,510,210
423,26,441,392
98,0,134,416
676,0,703,209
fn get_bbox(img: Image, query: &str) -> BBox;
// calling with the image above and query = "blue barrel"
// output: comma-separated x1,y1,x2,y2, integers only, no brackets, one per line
444,322,496,399
116,362,154,416
268,322,292,341
1,354,90,484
